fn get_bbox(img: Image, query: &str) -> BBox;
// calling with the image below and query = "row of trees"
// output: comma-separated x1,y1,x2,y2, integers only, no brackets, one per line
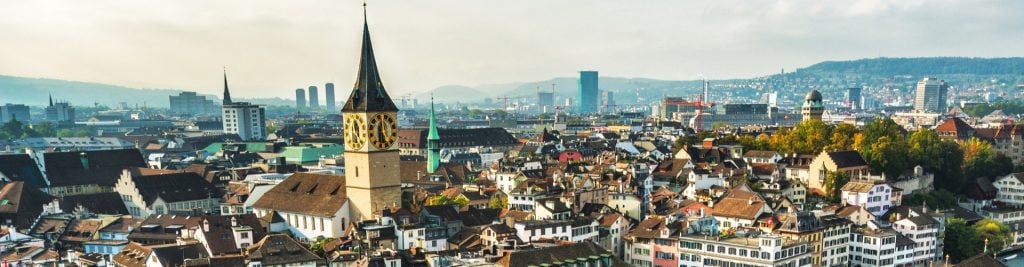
734,118,1012,193
0,119,92,140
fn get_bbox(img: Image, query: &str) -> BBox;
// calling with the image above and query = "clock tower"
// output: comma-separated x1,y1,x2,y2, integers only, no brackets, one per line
342,5,401,221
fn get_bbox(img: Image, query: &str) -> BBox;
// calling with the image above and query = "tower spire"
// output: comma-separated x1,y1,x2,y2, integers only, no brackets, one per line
342,1,397,112
427,96,440,173
48,93,53,107
222,67,232,105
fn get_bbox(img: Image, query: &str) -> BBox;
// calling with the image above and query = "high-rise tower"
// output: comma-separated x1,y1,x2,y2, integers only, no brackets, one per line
295,88,307,109
309,85,319,108
914,78,948,112
342,4,402,221
802,90,824,121
221,70,266,141
577,71,598,113
325,83,336,112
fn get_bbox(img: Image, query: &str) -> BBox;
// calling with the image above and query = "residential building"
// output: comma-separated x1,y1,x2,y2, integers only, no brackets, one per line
295,88,306,109
245,234,323,267
712,186,773,230
308,85,319,108
892,215,940,266
325,82,336,112
513,220,570,243
494,242,623,267
190,214,266,257
116,170,220,217
914,77,948,112
848,226,915,267
676,234,813,267
774,212,823,266
995,173,1024,208
840,180,901,217
807,151,869,195
818,215,852,267
976,124,1024,165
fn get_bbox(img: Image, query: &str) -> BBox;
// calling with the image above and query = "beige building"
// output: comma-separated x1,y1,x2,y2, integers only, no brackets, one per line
807,151,870,196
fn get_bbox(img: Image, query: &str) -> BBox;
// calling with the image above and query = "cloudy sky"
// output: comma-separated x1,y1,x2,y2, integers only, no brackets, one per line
0,0,1021,98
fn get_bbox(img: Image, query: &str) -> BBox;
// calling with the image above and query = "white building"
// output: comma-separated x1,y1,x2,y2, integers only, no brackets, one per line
994,173,1024,208
513,220,570,243
676,234,813,267
220,75,266,141
250,173,352,241
818,215,852,267
849,225,915,267
840,180,901,217
892,216,940,266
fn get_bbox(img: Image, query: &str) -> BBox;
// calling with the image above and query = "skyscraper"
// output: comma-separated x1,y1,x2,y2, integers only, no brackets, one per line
914,78,948,112
295,88,307,109
325,82,336,112
221,71,266,141
599,90,615,113
308,85,319,108
169,92,219,115
846,87,862,110
577,71,598,113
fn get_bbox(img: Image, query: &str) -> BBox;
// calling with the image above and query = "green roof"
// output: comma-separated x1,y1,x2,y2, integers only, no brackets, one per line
202,142,272,155
279,143,344,163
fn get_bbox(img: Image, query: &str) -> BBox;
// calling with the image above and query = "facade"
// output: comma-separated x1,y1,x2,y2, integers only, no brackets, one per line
801,90,824,121
892,216,940,266
676,234,813,267
819,215,852,267
807,151,869,195
841,181,901,217
849,226,915,267
577,70,598,113
537,91,554,113
325,82,336,112
0,104,30,122
914,77,948,112
976,124,1024,165
993,173,1024,208
295,88,306,109
168,92,219,115
115,170,220,217
220,72,266,141
308,85,319,108
251,173,352,240
600,90,615,113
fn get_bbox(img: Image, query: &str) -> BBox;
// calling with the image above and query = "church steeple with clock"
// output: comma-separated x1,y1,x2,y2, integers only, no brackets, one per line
342,4,401,221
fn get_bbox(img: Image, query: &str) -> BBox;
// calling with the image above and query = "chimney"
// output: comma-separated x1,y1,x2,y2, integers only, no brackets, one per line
231,216,237,227
203,219,210,232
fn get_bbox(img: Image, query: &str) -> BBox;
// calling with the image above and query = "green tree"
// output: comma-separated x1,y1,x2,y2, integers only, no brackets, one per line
960,138,1012,180
73,129,92,137
487,194,508,209
855,117,904,153
944,218,982,263
2,118,24,138
907,129,944,170
770,120,832,154
31,122,56,137
309,237,336,257
864,136,910,179
903,190,959,210
57,129,75,138
824,123,858,151
973,219,1012,253
823,171,850,203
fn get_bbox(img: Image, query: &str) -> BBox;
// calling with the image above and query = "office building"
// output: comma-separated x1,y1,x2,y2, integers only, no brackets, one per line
45,95,75,123
914,78,948,112
295,88,307,109
221,72,266,141
0,104,30,122
325,82,336,112
846,87,862,110
537,91,554,113
308,85,319,108
169,92,219,115
577,70,598,113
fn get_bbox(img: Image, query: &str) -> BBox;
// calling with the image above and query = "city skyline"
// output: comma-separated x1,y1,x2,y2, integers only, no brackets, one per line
1,1,1022,99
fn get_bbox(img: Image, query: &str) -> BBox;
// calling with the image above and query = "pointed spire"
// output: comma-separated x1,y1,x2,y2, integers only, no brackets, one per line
222,67,232,105
48,93,53,107
427,96,440,173
342,2,397,112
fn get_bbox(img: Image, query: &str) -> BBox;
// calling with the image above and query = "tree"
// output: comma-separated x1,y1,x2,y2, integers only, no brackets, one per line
487,194,508,209
824,123,858,151
770,120,832,154
1,118,23,138
944,218,982,263
823,171,850,203
960,138,1012,180
309,237,336,257
934,140,966,192
907,129,944,170
973,219,1012,253
904,190,959,210
57,129,75,138
855,117,904,154
73,129,92,137
864,136,910,179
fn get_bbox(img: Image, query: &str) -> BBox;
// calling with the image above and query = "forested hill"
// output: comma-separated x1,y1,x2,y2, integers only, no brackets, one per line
796,57,1024,76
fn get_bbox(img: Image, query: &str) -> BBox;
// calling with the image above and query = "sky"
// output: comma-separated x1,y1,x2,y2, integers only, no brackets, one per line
0,0,1022,99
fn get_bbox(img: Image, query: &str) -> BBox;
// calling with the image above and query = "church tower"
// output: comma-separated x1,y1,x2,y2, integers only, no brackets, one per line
342,5,402,221
427,98,440,173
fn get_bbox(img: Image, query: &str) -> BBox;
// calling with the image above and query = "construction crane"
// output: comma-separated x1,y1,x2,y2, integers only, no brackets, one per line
495,96,526,113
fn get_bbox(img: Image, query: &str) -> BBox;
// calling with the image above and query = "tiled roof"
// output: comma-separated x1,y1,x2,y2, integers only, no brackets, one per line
826,151,867,168
59,192,129,215
0,182,53,229
496,242,628,267
251,173,348,217
112,242,151,267
0,154,46,188
246,234,322,265
132,172,218,204
199,214,267,256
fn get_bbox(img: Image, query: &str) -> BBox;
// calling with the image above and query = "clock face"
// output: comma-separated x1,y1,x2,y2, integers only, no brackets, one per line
369,113,398,149
344,115,366,150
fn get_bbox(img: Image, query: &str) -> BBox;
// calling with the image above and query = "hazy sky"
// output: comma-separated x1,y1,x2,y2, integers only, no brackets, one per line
1,0,1022,99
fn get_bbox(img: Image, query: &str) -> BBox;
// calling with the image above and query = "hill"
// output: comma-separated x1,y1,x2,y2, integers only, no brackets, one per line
796,57,1024,77
0,75,199,107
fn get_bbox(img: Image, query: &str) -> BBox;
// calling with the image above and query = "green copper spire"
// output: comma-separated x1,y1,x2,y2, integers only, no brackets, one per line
427,98,440,173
